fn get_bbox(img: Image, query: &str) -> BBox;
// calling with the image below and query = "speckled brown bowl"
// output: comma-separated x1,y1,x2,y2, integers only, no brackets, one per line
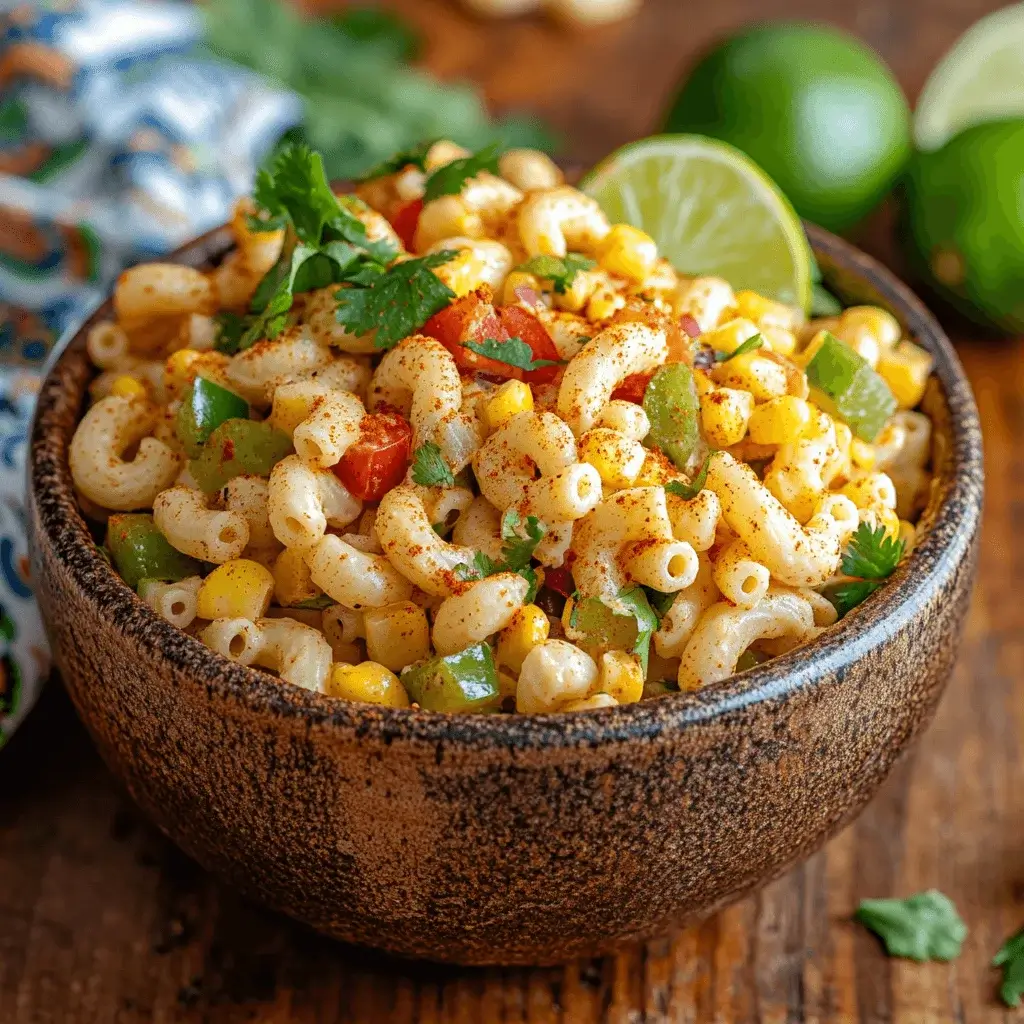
28,223,983,966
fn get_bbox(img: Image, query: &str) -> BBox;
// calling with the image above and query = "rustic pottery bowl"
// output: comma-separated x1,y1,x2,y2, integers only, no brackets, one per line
27,223,983,966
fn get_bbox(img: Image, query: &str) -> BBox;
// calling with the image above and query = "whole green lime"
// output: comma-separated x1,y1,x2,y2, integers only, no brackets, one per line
664,23,911,233
904,118,1024,333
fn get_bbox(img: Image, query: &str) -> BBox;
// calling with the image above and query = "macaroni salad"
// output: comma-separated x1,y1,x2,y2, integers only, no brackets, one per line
68,141,935,713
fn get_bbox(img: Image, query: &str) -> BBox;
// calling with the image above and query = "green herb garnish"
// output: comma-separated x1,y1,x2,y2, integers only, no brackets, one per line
334,250,458,350
454,510,546,602
354,140,435,182
411,441,455,488
827,522,905,617
664,454,712,501
422,142,501,202
615,585,659,675
854,891,967,962
715,334,763,362
517,253,596,294
464,336,561,372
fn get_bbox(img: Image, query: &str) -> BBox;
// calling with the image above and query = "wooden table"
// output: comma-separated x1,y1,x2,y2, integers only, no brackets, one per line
3,0,1021,1020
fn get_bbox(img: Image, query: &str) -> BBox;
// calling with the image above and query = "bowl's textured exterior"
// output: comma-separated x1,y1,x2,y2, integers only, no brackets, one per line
27,224,983,966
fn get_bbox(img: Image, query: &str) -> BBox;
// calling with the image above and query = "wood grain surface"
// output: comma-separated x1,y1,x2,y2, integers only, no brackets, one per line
2,0,1021,1020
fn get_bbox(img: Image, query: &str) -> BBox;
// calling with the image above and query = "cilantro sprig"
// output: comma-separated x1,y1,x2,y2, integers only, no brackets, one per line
827,522,905,617
354,140,435,182
411,441,455,488
615,585,659,675
422,142,502,202
715,334,763,362
334,250,458,350
465,336,562,372
854,891,967,962
455,510,546,601
216,143,400,354
517,253,596,294
993,927,1024,1007
664,454,712,501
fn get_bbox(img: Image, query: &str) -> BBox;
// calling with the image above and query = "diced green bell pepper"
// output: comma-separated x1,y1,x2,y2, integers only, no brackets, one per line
401,642,501,712
188,419,293,493
175,377,249,458
105,514,202,590
805,331,896,442
568,596,639,652
642,363,701,470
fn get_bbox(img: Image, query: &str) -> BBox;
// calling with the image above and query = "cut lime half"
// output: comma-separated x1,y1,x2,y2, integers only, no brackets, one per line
580,134,813,311
914,2,1024,152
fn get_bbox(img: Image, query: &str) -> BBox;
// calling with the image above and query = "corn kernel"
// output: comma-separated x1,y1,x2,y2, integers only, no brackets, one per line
503,270,544,306
759,324,797,357
876,340,934,409
109,375,148,400
363,602,431,672
585,284,626,322
578,428,645,489
196,559,274,621
632,449,676,487
837,306,902,351
714,353,788,401
898,518,916,552
850,438,876,471
734,289,801,332
598,224,658,282
700,387,754,447
702,317,760,357
497,670,519,700
598,650,644,705
482,379,534,433
164,349,201,395
553,268,601,313
748,396,812,445
497,604,550,674
432,248,487,298
326,662,410,707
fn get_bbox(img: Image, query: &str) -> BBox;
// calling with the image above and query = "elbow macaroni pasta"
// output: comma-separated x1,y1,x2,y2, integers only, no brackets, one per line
67,140,936,710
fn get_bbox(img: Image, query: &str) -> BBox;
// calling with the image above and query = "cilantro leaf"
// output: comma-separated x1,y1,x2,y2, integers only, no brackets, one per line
517,253,596,294
826,579,882,618
291,594,337,610
411,442,455,487
335,250,457,349
454,510,545,601
664,454,712,501
422,142,502,202
252,143,345,245
354,140,435,182
716,334,763,362
854,891,967,962
841,522,905,582
993,927,1024,1007
465,335,562,372
616,585,659,675
643,587,676,619
212,311,248,355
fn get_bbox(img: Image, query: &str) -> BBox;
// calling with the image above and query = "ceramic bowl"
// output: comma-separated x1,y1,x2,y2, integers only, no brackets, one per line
27,223,983,965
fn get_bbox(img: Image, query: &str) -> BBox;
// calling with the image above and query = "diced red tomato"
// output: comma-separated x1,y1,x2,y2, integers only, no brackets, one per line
680,313,701,338
389,198,422,252
496,306,562,384
422,292,562,383
611,371,655,405
423,292,514,376
333,409,413,501
544,565,575,598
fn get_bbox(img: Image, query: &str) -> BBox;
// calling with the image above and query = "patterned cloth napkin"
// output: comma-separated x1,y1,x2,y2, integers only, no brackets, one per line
0,0,302,746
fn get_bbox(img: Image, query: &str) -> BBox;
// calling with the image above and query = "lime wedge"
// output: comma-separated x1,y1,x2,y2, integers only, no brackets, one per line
914,2,1024,152
580,134,813,311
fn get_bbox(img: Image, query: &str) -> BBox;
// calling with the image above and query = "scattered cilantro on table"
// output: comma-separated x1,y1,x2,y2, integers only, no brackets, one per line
854,891,967,962
993,927,1024,1007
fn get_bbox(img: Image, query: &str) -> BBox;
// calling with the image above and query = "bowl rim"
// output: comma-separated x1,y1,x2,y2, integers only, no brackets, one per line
29,221,984,749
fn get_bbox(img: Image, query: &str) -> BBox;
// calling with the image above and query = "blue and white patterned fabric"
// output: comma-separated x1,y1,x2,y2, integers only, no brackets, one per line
0,0,303,742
